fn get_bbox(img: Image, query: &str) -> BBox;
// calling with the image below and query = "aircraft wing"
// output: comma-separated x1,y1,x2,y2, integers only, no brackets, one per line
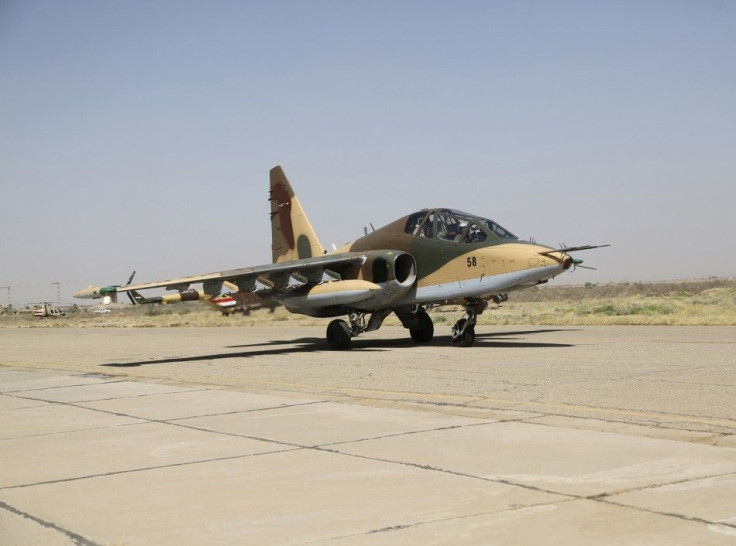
106,253,367,297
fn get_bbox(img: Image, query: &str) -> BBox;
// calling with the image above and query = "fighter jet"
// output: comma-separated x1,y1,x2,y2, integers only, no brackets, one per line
75,166,607,349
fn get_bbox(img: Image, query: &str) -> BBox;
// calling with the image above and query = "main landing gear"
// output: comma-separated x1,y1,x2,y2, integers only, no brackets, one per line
451,298,488,348
326,311,382,351
326,307,433,350
409,307,434,343
326,319,352,350
325,298,497,350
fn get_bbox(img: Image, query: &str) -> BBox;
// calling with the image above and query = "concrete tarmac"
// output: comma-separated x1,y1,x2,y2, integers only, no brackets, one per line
1,325,735,544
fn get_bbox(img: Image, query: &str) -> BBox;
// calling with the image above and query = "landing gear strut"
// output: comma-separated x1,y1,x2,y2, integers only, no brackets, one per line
348,312,367,337
451,298,487,347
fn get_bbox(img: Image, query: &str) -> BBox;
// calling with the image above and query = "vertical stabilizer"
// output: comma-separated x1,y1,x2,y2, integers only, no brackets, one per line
269,166,325,263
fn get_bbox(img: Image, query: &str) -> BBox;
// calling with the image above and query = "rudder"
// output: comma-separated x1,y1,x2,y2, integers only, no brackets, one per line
269,166,326,263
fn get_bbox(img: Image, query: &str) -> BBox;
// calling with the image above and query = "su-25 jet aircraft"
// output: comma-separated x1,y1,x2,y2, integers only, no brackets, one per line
75,166,607,349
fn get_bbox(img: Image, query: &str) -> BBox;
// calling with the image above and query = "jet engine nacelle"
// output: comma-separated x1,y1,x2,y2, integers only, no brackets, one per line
358,250,417,288
283,250,417,315
353,250,416,310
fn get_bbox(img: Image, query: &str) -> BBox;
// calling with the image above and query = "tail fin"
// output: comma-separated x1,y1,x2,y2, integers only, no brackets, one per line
269,166,325,263
128,290,150,305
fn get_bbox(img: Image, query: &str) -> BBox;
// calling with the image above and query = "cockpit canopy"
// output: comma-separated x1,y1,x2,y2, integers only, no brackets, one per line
404,208,517,244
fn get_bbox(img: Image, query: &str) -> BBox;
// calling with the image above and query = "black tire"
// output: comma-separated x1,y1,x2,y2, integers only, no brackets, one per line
410,309,434,343
451,318,466,344
326,319,352,350
457,326,475,347
452,319,475,347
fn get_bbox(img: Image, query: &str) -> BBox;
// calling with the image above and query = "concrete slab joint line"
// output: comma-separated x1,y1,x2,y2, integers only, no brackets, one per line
0,500,99,546
594,495,736,531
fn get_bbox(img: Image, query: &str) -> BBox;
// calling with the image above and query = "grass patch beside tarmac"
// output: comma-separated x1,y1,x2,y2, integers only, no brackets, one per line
2,279,735,328
483,278,736,326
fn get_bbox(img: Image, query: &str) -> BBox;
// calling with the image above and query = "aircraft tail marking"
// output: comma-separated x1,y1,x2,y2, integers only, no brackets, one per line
269,166,325,263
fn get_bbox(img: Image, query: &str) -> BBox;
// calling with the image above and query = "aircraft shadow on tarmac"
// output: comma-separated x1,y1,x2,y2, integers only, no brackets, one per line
472,328,577,348
101,329,574,368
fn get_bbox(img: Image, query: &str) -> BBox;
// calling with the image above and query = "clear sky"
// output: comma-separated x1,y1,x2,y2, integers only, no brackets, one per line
1,1,735,306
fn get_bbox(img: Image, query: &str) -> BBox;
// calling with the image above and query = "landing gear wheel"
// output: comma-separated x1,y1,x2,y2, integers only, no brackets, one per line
451,298,486,348
410,309,434,343
457,326,475,347
326,319,352,350
451,318,476,347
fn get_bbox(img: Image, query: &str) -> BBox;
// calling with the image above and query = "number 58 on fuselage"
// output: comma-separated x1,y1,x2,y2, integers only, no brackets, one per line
75,166,608,349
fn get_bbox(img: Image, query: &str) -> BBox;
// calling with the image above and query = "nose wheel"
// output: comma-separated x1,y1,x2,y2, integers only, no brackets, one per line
452,318,475,347
451,298,487,347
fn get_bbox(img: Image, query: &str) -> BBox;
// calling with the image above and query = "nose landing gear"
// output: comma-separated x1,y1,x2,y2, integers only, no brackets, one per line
451,298,488,347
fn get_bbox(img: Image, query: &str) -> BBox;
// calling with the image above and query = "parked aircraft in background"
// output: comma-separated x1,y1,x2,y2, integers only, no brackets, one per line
75,166,607,349
33,302,65,318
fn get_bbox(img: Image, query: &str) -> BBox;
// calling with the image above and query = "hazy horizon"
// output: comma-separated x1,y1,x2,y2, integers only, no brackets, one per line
2,1,735,305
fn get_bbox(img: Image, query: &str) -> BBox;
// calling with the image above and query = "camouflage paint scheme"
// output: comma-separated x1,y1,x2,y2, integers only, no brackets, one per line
75,166,606,349
336,213,565,302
